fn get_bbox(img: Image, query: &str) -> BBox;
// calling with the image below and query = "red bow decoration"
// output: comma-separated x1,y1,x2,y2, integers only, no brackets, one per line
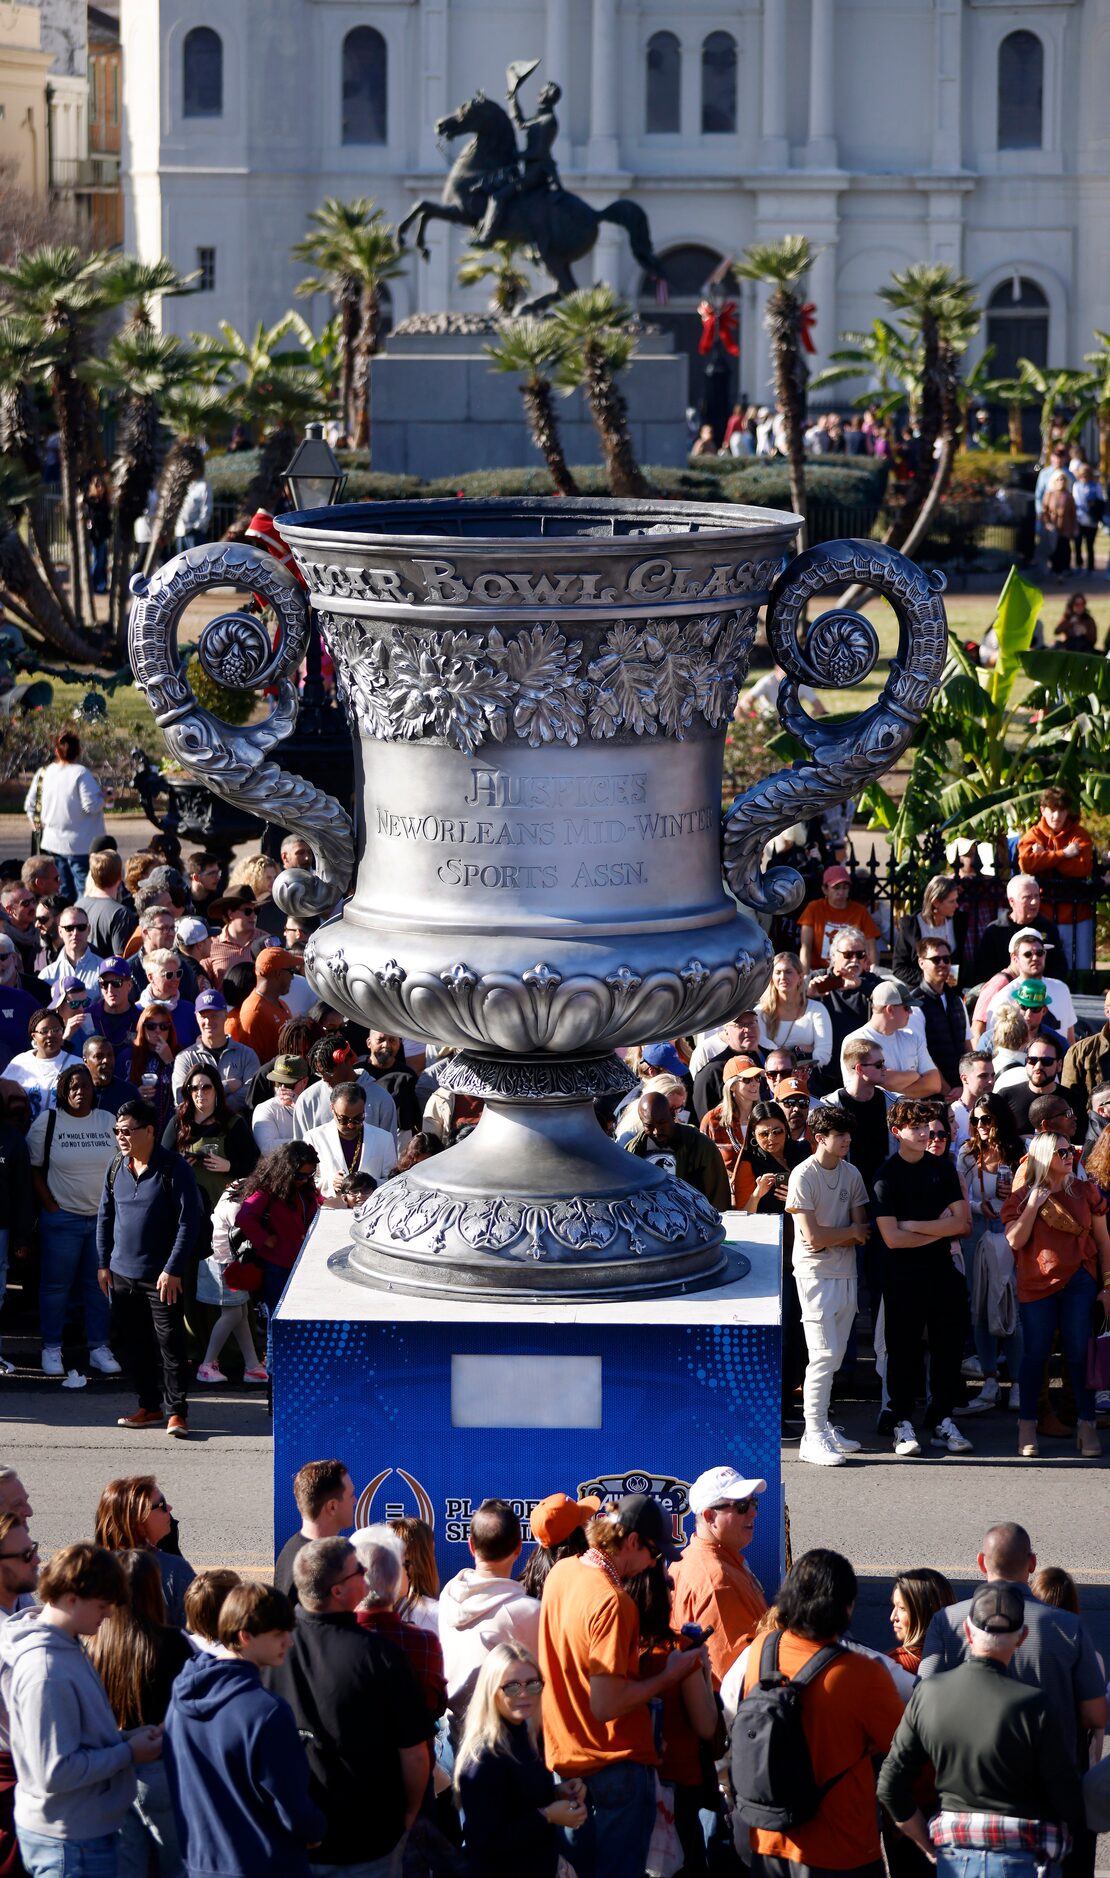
698,299,739,357
798,302,817,354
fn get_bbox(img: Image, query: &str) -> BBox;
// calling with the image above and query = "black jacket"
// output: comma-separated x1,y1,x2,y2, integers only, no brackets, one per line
969,912,1070,990
910,982,969,1088
457,1725,559,1878
264,1608,429,1864
0,1122,32,1245
893,912,968,989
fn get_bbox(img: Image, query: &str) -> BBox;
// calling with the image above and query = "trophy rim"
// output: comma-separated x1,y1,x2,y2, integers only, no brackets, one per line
277,493,804,556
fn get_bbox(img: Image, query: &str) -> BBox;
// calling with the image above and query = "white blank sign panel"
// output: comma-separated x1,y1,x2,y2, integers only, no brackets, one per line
451,1354,603,1428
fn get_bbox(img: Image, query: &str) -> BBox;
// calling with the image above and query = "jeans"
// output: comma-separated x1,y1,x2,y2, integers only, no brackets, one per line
16,1831,118,1878
1018,1266,1097,1421
563,1759,655,1878
1056,919,1094,973
39,1210,110,1348
936,1850,1052,1878
118,1764,183,1878
45,854,88,901
109,1273,188,1418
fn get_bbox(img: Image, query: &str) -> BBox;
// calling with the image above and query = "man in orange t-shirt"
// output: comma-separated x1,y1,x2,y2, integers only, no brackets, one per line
539,1494,707,1878
227,948,296,1062
671,1465,769,1686
799,867,881,972
739,1548,905,1875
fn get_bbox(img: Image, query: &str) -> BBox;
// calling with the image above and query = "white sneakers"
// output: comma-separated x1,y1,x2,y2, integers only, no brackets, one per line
893,1420,922,1457
960,1355,984,1379
44,1345,120,1377
798,1428,846,1466
963,1376,999,1415
89,1345,121,1376
932,1416,973,1454
828,1424,862,1453
41,1347,63,1376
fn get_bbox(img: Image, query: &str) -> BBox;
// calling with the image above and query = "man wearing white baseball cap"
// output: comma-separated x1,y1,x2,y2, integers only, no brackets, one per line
671,1466,768,1686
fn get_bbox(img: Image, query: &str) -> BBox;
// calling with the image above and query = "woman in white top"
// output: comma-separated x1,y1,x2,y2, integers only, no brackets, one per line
756,952,832,1068
23,730,106,900
26,1062,119,1376
5,1007,82,1122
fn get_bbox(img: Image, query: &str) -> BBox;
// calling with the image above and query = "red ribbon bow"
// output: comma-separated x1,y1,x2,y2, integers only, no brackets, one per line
798,302,817,355
698,299,739,357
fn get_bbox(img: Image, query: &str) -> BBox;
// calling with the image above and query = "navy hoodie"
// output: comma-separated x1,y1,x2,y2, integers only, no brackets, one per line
163,1651,325,1878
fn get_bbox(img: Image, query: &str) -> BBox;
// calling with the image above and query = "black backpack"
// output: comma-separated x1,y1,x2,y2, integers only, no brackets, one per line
731,1632,858,1831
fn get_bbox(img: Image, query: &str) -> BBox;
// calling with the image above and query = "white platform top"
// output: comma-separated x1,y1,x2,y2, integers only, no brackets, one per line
276,1207,782,1329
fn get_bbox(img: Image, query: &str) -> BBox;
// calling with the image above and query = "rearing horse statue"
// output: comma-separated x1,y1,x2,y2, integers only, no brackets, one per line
399,89,666,316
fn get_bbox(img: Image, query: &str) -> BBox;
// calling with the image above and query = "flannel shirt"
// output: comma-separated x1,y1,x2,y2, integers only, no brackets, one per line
355,1605,447,1726
932,1810,1071,1863
204,935,257,989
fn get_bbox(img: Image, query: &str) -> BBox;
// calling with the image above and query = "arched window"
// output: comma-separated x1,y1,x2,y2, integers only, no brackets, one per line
998,30,1043,150
701,32,736,135
646,32,680,135
182,26,222,119
342,26,387,146
986,276,1049,378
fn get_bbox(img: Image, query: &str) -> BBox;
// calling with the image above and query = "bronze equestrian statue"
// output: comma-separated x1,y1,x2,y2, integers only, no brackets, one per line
399,61,666,315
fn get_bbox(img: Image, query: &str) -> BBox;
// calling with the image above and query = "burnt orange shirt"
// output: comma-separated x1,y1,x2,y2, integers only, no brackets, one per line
1000,1174,1105,1301
741,1632,904,1868
227,989,288,1062
670,1535,768,1686
538,1556,658,1777
797,897,880,964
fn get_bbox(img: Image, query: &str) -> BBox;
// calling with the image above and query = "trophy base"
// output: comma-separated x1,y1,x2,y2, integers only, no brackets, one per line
346,1053,728,1300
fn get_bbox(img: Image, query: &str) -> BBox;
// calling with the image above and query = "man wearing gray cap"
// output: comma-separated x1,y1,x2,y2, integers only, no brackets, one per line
841,982,941,1096
879,1580,1082,1877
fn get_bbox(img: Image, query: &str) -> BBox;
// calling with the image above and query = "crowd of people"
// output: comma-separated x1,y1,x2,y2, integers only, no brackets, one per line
0,1458,1106,1878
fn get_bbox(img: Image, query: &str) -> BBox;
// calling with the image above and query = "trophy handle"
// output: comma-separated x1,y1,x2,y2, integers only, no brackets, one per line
722,539,948,913
128,543,355,917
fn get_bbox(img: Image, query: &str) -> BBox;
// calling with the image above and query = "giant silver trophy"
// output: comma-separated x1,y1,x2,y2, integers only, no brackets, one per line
129,499,947,1298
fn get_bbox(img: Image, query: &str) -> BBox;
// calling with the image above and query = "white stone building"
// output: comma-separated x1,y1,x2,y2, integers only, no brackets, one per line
120,0,1110,404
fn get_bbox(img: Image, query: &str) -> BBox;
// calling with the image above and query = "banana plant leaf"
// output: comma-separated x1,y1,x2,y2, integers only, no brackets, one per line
987,568,1043,711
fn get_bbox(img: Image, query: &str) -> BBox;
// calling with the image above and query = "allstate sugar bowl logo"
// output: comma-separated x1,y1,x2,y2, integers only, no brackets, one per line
576,1471,693,1551
354,1468,435,1529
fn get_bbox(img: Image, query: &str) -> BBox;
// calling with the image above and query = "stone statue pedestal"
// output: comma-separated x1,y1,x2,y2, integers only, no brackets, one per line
272,1207,784,1591
371,316,689,478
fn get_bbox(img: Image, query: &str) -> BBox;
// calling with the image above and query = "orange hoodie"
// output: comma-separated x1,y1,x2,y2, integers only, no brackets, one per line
1016,815,1093,925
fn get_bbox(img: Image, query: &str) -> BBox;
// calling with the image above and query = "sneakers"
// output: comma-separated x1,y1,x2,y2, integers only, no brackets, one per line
893,1420,922,1457
89,1345,121,1376
827,1424,862,1454
960,1355,983,1379
41,1346,63,1377
962,1377,999,1416
798,1428,845,1466
166,1415,189,1439
117,1408,164,1429
932,1416,973,1454
244,1365,269,1383
195,1362,226,1384
0,1357,12,1376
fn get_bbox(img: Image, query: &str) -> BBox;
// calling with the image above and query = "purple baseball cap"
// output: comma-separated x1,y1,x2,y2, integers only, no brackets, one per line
195,989,227,1013
98,956,132,979
49,976,88,1007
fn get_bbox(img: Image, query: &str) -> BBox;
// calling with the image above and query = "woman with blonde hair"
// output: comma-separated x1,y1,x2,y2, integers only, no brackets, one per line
225,852,283,938
756,952,832,1067
94,1475,196,1627
1003,1129,1110,1458
989,1003,1028,1081
454,1640,585,1876
893,875,964,987
615,1072,686,1139
700,1055,765,1184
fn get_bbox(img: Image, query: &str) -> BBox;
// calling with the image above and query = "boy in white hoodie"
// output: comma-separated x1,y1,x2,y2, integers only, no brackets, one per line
0,1543,161,1877
438,1499,540,1745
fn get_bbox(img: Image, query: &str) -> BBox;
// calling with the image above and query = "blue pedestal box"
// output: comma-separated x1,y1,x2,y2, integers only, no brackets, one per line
273,1211,783,1593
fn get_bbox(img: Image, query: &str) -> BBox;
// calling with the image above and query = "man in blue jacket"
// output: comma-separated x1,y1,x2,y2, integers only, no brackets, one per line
164,1582,325,1878
95,1096,200,1437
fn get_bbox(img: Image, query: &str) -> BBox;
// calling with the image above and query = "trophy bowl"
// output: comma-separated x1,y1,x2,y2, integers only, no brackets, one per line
129,497,948,1298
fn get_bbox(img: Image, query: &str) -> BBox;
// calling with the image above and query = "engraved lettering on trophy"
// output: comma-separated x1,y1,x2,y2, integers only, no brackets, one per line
436,858,559,890
375,808,556,847
464,767,648,809
571,861,649,888
399,556,780,609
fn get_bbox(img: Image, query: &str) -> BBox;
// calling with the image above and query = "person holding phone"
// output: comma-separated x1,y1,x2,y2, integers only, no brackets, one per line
670,1468,768,1688
731,1101,810,1214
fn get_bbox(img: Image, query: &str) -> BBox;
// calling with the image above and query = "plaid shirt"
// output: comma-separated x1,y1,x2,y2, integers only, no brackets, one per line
932,1811,1071,1863
204,935,257,988
356,1606,447,1726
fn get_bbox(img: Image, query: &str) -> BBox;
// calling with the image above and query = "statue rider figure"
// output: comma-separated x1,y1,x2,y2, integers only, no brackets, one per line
476,65,563,248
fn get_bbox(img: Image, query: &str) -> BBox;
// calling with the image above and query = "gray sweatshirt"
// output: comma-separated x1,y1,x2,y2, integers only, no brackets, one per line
0,1610,137,1838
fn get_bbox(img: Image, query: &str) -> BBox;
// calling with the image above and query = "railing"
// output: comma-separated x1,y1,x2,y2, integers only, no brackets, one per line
50,154,121,191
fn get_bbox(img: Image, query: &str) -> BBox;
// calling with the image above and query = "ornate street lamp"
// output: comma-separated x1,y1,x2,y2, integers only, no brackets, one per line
284,421,347,512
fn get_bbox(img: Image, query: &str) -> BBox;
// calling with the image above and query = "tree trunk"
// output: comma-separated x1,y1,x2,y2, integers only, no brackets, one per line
223,426,296,540
1099,408,1110,484
522,380,579,496
351,288,381,455
837,432,958,613
145,440,204,575
1008,402,1024,457
58,436,84,625
0,522,99,658
26,500,80,633
339,281,360,440
584,345,648,499
109,399,159,650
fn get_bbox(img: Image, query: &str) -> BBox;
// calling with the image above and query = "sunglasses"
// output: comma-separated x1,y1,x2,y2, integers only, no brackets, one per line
0,1542,38,1563
100,977,128,987
837,949,867,960
500,1677,543,1696
148,1496,169,1512
714,1497,758,1515
925,954,952,964
334,1113,364,1127
144,1022,170,1032
112,1125,148,1138
33,914,53,926
927,1130,949,1142
1026,1055,1055,1066
782,1095,809,1106
60,923,88,934
158,970,182,980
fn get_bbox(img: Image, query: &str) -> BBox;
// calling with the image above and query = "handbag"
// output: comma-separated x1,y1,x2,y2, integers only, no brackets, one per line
645,1775,683,1878
197,1252,249,1307
222,1257,264,1293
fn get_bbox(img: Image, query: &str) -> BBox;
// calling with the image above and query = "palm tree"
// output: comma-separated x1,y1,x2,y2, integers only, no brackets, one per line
1016,359,1090,463
485,319,578,496
0,244,124,624
192,314,323,536
875,262,978,554
1076,334,1110,481
551,286,648,498
293,198,405,449
992,374,1044,458
809,317,921,427
0,459,93,658
143,381,225,575
458,243,531,317
0,315,78,633
733,235,816,534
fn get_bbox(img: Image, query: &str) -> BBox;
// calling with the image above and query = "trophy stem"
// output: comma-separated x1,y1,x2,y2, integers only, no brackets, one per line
345,1053,727,1300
